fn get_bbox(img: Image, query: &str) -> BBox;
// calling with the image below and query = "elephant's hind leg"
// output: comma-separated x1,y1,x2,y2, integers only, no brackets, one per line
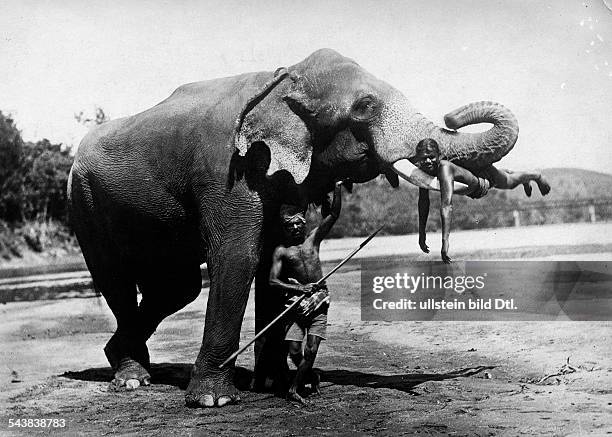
70,173,151,389
99,273,152,390
136,263,203,342
102,262,203,390
85,267,151,390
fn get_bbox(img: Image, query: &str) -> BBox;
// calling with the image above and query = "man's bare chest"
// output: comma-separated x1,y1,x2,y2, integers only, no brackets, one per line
282,244,320,276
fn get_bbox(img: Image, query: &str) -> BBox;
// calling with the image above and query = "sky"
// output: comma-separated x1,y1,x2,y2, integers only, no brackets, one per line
1,0,611,173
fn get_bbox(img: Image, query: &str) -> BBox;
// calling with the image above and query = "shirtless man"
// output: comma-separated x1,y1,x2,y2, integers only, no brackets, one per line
413,138,550,263
268,180,344,404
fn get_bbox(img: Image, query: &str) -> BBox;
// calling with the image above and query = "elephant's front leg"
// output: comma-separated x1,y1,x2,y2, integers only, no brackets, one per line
185,216,262,408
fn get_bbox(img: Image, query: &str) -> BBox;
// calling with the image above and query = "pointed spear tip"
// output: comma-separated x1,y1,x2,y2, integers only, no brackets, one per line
372,224,385,236
360,225,385,247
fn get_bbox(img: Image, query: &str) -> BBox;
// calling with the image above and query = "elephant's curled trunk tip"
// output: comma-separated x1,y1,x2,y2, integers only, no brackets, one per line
434,100,519,169
443,101,518,134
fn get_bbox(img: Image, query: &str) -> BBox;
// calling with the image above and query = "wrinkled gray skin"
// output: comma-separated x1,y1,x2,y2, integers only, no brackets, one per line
68,48,518,408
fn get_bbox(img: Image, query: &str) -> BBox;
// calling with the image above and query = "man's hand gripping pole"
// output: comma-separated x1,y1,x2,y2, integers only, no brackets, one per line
219,225,384,369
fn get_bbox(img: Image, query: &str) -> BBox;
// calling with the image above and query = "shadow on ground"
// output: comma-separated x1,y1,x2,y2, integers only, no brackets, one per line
62,363,494,395
62,363,247,390
321,366,494,395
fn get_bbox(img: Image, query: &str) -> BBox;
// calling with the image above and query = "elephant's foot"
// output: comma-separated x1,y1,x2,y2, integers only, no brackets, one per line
110,357,151,390
536,176,551,196
185,366,240,408
104,333,151,390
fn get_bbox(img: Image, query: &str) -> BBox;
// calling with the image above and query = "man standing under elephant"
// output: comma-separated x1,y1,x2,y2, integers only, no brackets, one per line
268,180,345,404
413,138,551,263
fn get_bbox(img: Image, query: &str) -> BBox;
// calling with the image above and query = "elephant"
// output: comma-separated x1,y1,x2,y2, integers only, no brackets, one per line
68,48,519,407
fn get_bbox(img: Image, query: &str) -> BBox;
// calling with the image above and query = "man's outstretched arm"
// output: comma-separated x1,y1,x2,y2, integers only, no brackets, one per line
418,188,430,253
312,180,343,246
438,164,454,264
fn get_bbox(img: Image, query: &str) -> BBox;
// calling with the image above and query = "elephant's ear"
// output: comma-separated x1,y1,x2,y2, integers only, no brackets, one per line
233,69,313,184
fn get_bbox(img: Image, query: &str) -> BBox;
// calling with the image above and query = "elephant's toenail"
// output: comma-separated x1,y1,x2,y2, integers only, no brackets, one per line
217,396,231,407
125,379,140,389
203,395,215,407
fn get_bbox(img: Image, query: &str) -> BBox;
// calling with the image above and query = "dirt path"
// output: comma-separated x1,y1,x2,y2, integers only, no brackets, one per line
2,264,611,436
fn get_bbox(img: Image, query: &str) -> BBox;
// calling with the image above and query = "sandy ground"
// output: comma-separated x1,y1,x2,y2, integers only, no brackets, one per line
319,222,612,261
1,225,612,436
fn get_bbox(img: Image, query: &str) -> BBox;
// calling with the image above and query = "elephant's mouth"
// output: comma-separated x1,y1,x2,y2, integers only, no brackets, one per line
323,141,381,184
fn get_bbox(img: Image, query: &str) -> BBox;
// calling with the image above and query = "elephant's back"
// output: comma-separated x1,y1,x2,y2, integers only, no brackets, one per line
150,71,273,131
160,72,271,106
70,71,273,228
74,71,271,171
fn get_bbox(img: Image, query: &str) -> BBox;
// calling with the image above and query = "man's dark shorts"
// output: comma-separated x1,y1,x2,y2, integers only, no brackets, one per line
285,309,328,341
285,287,330,341
468,166,497,199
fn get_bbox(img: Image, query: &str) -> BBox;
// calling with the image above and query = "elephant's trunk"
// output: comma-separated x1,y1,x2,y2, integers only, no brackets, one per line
373,95,518,189
376,97,518,168
439,101,519,169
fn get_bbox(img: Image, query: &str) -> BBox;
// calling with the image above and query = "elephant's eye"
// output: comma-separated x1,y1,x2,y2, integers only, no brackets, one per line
351,95,379,122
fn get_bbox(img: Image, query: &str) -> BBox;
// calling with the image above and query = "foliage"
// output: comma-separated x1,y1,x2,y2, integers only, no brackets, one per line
74,106,110,128
0,219,78,261
20,139,74,222
0,112,25,221
0,112,74,223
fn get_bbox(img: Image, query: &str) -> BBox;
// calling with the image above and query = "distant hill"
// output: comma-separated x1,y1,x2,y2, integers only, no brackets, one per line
310,168,612,238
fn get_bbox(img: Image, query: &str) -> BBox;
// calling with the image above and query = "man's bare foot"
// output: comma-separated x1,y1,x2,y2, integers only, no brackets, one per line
287,390,309,405
311,371,321,396
110,357,151,390
523,182,532,197
536,176,551,195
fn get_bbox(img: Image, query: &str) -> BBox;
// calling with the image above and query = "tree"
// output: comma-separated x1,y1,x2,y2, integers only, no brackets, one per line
74,106,110,128
0,112,25,221
20,139,73,222
0,110,75,223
